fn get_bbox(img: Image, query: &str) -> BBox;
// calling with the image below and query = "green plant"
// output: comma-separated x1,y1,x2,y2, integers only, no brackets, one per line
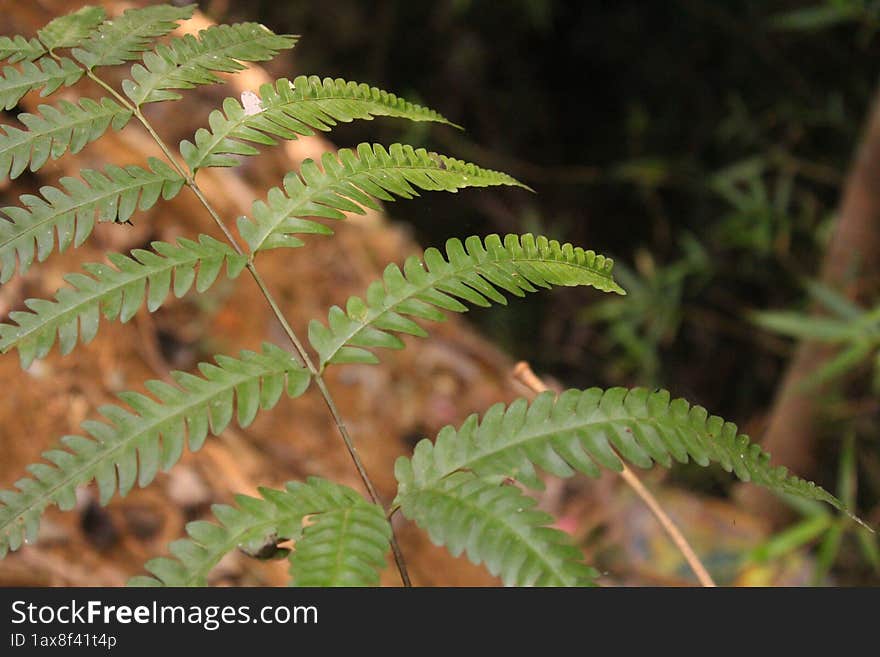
753,280,880,392
0,4,867,587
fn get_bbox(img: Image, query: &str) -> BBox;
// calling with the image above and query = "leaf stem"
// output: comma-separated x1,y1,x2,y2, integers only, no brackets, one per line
84,67,411,587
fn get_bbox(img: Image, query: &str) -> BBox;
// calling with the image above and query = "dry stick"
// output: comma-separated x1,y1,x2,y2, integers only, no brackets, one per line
81,69,412,587
511,361,716,587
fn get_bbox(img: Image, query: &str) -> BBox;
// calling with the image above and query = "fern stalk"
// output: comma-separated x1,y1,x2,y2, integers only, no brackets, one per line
81,64,414,586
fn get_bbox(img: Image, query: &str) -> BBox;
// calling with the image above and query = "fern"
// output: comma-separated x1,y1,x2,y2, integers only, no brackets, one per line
309,233,624,369
122,23,298,106
0,235,246,368
287,480,391,586
0,157,183,283
36,6,106,51
397,471,597,586
0,57,83,110
130,477,389,587
0,96,131,179
0,36,47,64
1,4,861,589
393,388,861,584
73,4,196,70
238,143,526,254
0,343,310,558
395,388,849,514
181,77,458,172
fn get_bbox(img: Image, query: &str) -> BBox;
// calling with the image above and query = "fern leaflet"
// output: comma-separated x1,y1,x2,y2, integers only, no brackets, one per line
122,23,298,106
0,36,47,64
130,478,388,587
397,471,597,586
395,388,853,519
0,343,311,558
73,4,196,70
0,57,83,110
239,143,526,254
309,233,624,369
0,97,132,179
181,77,458,172
287,479,390,586
37,6,106,51
130,486,306,587
0,157,183,283
0,235,245,368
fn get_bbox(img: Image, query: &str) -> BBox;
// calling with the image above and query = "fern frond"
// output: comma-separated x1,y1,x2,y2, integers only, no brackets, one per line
395,388,854,520
287,479,390,587
0,343,310,558
309,233,624,369
129,477,388,587
397,471,597,586
0,97,132,180
73,4,197,70
0,36,47,64
37,6,106,51
122,23,298,106
0,57,83,110
181,77,459,172
0,235,245,368
0,157,183,283
239,143,526,255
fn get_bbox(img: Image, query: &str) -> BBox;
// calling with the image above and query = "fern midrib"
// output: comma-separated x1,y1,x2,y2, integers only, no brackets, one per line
0,101,126,158
320,257,616,367
131,32,281,105
0,250,205,353
407,482,575,585
191,94,437,172
329,507,354,585
0,362,291,542
0,169,175,253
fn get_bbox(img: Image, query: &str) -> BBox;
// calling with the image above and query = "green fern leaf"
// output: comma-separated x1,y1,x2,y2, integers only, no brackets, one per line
309,233,624,369
0,96,132,180
397,471,597,586
73,4,196,69
37,6,106,51
0,36,47,64
122,23,298,106
0,157,183,283
130,487,306,587
395,388,853,520
238,143,526,254
0,57,83,110
129,477,388,587
287,479,390,587
181,77,459,172
0,235,245,368
0,343,310,558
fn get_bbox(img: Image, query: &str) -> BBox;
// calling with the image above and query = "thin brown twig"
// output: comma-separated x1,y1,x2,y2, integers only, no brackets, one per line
511,361,717,587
